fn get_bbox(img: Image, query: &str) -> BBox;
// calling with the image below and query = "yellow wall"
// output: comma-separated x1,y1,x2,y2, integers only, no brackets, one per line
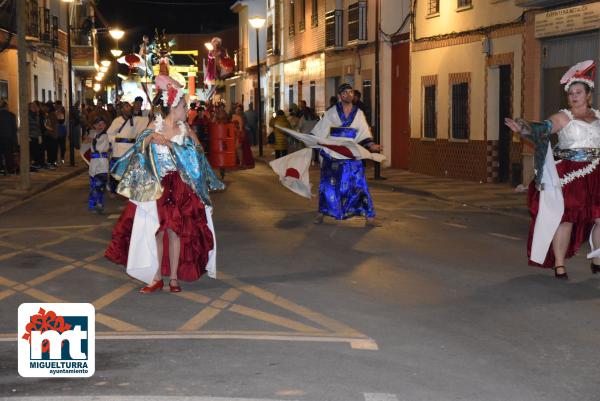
415,0,523,39
0,50,19,114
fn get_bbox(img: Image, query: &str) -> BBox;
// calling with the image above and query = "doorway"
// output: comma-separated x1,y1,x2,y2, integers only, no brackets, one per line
390,40,410,169
498,65,512,183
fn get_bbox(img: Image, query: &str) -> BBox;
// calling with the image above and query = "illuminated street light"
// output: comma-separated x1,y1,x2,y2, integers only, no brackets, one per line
109,29,125,40
110,49,123,57
93,83,102,92
100,60,111,67
99,66,108,73
248,16,266,29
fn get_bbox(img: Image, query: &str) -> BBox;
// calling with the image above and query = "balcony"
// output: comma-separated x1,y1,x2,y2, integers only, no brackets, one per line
515,0,573,7
233,48,245,74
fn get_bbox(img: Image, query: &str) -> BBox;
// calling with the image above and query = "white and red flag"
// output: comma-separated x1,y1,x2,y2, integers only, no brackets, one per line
269,148,313,199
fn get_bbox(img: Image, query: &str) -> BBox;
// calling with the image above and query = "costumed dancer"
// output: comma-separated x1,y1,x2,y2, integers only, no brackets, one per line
204,37,234,101
107,101,149,193
269,83,384,227
86,116,110,213
105,59,225,293
313,83,382,226
505,60,600,279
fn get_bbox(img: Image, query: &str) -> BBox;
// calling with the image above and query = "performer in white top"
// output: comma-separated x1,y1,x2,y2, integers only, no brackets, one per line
505,60,600,279
107,101,148,193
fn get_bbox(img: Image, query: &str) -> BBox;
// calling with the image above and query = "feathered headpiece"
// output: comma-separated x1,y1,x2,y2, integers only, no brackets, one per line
151,30,184,108
560,60,595,92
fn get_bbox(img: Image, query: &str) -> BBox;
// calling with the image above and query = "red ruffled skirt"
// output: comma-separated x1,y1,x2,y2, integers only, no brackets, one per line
105,172,214,281
527,159,600,267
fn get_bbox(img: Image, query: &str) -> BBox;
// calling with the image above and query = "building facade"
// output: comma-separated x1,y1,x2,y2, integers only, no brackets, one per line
0,0,97,115
410,0,525,183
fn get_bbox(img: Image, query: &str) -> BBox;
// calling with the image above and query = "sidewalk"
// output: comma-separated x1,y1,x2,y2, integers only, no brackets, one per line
254,147,530,217
0,163,87,214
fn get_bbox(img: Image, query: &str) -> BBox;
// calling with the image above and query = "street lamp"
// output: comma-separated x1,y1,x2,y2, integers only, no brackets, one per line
61,0,76,166
110,49,123,58
100,59,111,67
108,29,125,40
248,16,266,157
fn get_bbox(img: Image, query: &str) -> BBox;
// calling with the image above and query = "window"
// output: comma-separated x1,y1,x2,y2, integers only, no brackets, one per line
289,0,295,36
311,0,318,27
229,85,236,106
51,15,58,46
348,1,367,42
41,8,50,42
266,24,274,55
48,90,52,102
274,82,281,111
26,0,39,37
288,84,294,108
309,80,316,110
299,0,305,31
423,85,436,138
325,10,343,48
33,75,38,100
42,89,46,103
457,0,472,8
428,0,439,15
451,82,469,140
0,80,8,104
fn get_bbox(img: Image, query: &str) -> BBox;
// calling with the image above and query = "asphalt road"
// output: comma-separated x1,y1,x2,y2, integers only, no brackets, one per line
0,164,599,401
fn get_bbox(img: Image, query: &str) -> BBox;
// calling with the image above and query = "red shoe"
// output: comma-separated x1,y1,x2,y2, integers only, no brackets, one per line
139,280,164,294
169,279,182,293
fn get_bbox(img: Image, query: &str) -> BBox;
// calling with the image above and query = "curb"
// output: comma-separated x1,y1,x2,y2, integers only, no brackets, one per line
0,166,87,215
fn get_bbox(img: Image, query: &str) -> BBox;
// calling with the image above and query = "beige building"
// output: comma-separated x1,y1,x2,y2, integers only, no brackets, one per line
0,0,97,116
410,0,525,183
231,0,410,166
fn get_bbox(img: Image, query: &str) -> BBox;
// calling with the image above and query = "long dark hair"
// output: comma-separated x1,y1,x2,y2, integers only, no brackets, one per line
152,90,169,117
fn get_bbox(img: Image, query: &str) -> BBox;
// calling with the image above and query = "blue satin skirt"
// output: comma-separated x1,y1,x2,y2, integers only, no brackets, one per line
318,154,375,220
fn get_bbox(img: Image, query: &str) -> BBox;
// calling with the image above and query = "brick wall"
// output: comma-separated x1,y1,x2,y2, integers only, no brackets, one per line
408,139,490,182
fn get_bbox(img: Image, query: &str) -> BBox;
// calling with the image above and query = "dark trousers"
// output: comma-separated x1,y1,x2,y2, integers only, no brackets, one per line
275,149,288,159
89,173,108,209
29,138,43,166
43,135,57,164
0,139,15,174
57,136,67,161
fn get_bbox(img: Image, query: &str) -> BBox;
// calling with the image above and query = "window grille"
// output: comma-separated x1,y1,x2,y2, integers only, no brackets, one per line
428,0,439,15
423,85,436,138
311,0,318,27
451,82,469,140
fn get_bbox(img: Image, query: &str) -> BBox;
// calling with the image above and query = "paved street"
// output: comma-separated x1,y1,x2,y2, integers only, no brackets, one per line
0,164,599,401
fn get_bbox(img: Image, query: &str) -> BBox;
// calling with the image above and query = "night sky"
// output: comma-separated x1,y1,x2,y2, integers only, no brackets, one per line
95,0,237,57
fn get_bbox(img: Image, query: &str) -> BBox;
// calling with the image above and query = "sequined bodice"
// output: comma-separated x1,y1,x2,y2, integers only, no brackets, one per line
557,109,600,149
155,134,185,177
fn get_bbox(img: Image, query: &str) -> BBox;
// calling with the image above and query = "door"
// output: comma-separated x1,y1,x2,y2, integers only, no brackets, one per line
391,40,410,169
498,65,512,183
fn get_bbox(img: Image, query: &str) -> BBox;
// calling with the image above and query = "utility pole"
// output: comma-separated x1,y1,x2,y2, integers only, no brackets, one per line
373,0,383,180
16,0,30,190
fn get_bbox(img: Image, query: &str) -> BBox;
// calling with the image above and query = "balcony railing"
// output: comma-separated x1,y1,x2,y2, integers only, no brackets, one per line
26,0,39,38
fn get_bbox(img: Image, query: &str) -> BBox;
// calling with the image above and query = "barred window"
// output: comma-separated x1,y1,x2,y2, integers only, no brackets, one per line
289,0,295,36
423,85,436,138
457,0,471,8
299,0,305,31
428,0,439,15
451,82,469,140
311,0,318,27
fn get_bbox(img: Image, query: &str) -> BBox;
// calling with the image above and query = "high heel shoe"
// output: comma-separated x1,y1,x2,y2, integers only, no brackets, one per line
553,266,568,280
139,279,164,293
591,262,600,274
169,279,182,293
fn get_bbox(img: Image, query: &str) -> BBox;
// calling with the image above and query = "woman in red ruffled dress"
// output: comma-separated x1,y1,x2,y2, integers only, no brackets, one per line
105,67,224,293
506,60,600,279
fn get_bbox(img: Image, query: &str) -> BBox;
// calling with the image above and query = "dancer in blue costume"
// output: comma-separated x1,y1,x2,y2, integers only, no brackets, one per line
312,83,382,226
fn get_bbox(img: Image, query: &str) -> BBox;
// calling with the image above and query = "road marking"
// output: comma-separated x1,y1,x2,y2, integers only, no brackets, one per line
351,340,379,350
0,288,15,301
179,306,223,331
443,222,468,229
93,283,138,310
489,232,522,241
407,213,427,219
108,213,120,219
26,264,77,287
0,397,302,401
364,394,399,401
96,313,144,332
229,304,325,333
0,222,112,232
